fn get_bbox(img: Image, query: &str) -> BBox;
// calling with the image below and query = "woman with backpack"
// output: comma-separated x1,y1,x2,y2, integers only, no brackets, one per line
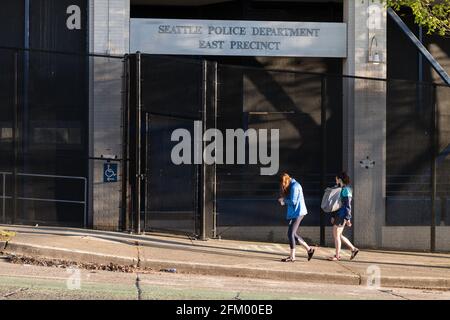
278,173,315,262
329,172,359,261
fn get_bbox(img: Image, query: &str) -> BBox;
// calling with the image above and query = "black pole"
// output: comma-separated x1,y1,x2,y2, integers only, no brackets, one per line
12,50,19,224
430,84,437,252
417,26,423,115
200,59,207,240
213,61,218,239
320,75,327,246
135,52,142,234
144,113,149,233
120,54,130,231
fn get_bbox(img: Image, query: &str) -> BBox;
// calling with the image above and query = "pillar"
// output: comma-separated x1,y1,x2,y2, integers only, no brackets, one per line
343,0,387,248
88,0,130,230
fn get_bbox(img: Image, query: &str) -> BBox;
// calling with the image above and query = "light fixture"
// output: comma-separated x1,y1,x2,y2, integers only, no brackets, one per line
371,52,381,64
368,35,382,64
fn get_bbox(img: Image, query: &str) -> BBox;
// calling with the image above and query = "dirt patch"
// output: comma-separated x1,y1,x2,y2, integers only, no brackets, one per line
1,252,155,273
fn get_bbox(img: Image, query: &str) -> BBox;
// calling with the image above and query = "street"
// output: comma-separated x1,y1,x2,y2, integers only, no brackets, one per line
0,260,448,300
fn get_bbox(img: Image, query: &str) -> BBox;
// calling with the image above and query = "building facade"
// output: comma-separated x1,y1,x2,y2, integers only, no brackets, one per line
0,0,449,252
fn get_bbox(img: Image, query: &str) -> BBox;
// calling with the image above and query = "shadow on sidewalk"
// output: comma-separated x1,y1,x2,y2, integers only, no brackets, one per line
4,225,450,270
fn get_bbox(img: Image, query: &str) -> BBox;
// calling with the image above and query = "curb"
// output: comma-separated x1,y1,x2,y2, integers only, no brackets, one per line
360,275,450,291
2,242,450,290
138,259,361,285
3,242,137,267
2,242,359,286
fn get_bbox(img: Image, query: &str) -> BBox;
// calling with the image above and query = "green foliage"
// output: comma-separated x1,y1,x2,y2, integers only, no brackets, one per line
386,0,450,36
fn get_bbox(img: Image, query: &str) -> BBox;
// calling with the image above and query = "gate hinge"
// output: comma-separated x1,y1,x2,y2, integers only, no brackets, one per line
137,174,146,180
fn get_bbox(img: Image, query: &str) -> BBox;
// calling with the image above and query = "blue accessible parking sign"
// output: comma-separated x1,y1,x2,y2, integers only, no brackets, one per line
103,163,118,183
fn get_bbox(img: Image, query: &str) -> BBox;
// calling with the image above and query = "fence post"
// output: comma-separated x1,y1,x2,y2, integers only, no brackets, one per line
12,50,19,224
2,173,5,223
121,54,130,231
320,75,327,246
213,61,218,239
200,59,217,240
135,52,142,234
431,84,437,252
84,178,88,228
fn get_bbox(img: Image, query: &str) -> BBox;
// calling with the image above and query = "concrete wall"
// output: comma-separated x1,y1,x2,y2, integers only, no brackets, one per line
218,226,450,252
382,227,430,251
436,227,450,252
343,0,387,248
89,0,129,230
382,227,450,252
217,226,344,248
343,1,450,252
90,0,130,55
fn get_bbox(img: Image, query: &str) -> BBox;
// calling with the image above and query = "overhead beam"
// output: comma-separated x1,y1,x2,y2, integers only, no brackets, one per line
387,7,450,85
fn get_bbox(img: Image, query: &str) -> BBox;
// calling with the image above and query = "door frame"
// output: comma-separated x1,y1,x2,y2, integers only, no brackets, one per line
143,112,202,237
125,54,219,240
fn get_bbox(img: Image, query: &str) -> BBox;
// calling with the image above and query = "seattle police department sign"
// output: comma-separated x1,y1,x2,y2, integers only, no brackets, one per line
130,19,347,58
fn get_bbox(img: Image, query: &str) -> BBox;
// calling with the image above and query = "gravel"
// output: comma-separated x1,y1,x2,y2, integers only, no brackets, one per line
1,253,153,273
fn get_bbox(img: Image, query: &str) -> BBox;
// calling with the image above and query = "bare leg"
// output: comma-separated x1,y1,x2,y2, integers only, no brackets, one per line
293,216,311,252
335,225,345,258
332,225,338,258
340,234,355,251
332,225,337,247
295,235,311,252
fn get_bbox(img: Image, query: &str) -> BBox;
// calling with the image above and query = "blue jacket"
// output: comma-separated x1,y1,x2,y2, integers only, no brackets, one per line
284,179,308,220
337,186,352,220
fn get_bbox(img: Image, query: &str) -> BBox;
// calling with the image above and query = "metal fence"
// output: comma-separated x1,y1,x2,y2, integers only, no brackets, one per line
0,46,125,228
128,54,449,249
215,65,342,235
1,48,449,249
386,80,450,227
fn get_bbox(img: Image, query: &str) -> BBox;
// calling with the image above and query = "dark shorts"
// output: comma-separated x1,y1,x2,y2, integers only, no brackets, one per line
332,213,346,227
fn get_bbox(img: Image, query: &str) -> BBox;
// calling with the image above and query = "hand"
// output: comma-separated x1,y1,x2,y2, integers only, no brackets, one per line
278,198,285,206
330,217,335,224
346,220,352,227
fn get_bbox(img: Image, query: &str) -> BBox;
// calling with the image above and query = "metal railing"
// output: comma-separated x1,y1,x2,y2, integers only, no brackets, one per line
0,172,88,227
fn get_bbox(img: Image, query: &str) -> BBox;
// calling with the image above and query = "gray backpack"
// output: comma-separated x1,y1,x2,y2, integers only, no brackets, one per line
321,187,342,213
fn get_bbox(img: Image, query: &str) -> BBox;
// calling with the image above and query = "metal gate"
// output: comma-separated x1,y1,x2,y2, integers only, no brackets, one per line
144,114,200,236
128,54,339,242
127,54,205,237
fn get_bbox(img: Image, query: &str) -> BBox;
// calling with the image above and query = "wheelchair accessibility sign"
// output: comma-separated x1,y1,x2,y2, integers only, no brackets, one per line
103,163,118,183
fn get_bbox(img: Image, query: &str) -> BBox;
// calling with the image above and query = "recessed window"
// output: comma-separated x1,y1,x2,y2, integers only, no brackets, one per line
33,127,82,144
0,127,12,141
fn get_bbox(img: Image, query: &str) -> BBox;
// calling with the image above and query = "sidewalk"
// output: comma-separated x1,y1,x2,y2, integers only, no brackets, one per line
1,224,450,290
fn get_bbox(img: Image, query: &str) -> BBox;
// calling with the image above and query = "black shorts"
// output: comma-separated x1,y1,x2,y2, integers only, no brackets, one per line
332,213,346,226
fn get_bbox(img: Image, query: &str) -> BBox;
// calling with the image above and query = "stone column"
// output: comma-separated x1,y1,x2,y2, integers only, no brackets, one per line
88,0,130,230
343,0,387,248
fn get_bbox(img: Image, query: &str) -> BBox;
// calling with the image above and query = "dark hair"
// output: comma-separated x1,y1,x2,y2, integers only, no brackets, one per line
337,171,351,185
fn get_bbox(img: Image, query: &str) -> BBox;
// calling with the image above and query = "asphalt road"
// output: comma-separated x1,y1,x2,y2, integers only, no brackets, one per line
0,260,449,300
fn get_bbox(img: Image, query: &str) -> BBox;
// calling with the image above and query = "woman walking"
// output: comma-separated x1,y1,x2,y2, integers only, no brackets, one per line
329,172,359,261
278,173,315,262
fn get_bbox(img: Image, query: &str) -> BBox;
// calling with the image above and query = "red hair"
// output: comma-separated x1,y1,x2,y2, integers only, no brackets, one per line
280,173,292,197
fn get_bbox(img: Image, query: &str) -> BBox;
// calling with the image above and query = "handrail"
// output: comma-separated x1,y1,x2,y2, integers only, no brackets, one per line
0,172,88,227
